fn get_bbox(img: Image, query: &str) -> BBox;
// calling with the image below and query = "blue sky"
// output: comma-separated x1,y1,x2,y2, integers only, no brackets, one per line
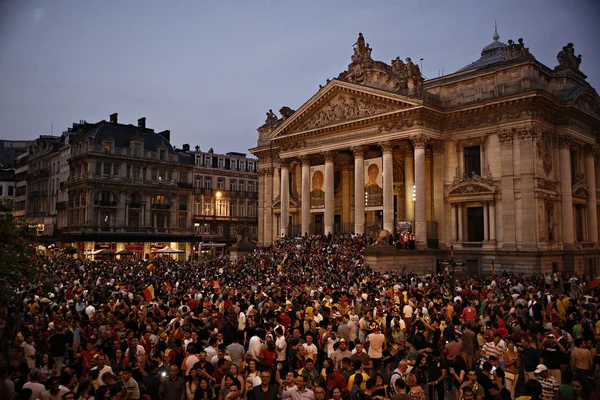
0,0,598,154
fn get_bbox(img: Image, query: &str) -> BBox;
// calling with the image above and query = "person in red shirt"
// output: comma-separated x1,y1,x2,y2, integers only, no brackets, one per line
259,338,277,369
462,301,477,322
77,341,99,379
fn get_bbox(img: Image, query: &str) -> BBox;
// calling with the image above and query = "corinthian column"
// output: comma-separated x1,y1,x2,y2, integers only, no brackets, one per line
301,156,310,236
324,151,335,235
264,167,274,245
380,141,395,233
585,146,598,244
412,135,428,248
280,161,290,237
558,136,574,247
352,146,366,234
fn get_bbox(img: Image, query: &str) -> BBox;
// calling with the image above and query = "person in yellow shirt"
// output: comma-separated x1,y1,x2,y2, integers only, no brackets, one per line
347,360,370,392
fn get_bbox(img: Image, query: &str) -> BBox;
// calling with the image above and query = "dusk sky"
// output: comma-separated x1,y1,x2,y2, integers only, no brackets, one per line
1,0,598,155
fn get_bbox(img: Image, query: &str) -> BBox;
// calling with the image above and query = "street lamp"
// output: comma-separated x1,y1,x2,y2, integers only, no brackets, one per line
215,191,222,199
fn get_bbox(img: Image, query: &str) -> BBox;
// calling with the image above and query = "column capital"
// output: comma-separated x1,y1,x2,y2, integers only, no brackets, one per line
280,159,291,169
556,135,573,149
430,140,446,154
584,144,596,157
350,145,367,158
299,155,311,166
323,151,337,162
410,135,429,149
258,167,273,177
378,141,394,154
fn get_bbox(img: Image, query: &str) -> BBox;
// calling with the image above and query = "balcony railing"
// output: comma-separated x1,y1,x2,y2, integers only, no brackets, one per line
127,203,142,209
94,200,117,207
151,203,171,210
463,242,483,248
177,182,193,189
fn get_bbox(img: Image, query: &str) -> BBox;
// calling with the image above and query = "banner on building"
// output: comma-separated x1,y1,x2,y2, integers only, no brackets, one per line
364,157,383,210
310,165,325,212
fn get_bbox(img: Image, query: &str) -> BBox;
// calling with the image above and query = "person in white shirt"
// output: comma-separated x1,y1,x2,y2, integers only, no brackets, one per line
275,327,287,362
248,331,263,361
302,334,319,363
22,369,46,400
90,355,114,386
21,334,37,369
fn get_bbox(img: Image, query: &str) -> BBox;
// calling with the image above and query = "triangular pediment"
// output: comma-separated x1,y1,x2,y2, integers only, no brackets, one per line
446,180,496,197
270,80,422,140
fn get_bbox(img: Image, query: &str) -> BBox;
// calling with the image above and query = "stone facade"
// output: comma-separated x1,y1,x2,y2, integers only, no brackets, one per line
17,114,258,259
250,32,600,276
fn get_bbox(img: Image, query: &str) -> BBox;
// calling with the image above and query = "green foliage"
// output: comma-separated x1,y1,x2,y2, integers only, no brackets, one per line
0,199,37,304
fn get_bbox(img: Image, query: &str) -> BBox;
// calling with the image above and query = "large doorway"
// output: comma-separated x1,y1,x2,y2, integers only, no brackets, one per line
467,206,484,242
467,259,480,278
314,214,324,235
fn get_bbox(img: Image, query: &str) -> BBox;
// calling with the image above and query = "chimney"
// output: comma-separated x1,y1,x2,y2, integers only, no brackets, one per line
182,143,190,152
110,113,118,124
138,117,146,129
158,130,170,142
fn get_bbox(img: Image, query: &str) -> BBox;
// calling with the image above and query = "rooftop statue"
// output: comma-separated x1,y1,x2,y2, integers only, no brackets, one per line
557,43,582,70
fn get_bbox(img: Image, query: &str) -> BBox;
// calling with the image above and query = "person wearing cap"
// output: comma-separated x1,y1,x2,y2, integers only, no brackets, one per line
535,364,558,400
331,338,352,371
366,323,385,372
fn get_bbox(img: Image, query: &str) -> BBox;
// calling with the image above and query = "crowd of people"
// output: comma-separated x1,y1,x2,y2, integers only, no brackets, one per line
0,233,599,400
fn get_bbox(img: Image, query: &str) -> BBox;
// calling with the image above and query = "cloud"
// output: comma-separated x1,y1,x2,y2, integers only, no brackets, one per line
33,8,46,23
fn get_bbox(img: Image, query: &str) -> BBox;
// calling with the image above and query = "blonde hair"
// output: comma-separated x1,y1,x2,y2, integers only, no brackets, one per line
406,373,417,387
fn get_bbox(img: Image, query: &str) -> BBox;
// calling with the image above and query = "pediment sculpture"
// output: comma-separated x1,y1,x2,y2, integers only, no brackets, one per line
446,168,496,197
572,174,589,198
297,94,395,131
338,33,423,96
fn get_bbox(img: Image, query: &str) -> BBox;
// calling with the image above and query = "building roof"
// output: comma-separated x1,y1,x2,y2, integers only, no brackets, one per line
456,28,507,73
81,120,175,154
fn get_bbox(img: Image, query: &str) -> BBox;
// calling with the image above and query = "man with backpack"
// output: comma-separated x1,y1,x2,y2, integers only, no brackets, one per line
388,360,408,396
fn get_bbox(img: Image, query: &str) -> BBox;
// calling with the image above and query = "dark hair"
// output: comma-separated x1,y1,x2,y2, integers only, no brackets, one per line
524,379,543,397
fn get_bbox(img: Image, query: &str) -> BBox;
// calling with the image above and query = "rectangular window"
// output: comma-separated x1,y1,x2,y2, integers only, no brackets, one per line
218,158,225,169
126,165,131,178
239,160,245,171
238,180,245,192
217,225,224,236
103,163,111,176
151,168,157,181
230,179,237,192
464,146,481,177
248,161,254,172
133,143,141,157
231,159,237,170
205,156,211,167
180,172,188,183
133,166,141,179
204,177,212,189
195,155,202,166
179,214,187,229
195,176,202,189
217,178,225,190
113,164,119,176
179,195,188,211
95,162,102,176
159,149,166,161
104,143,111,153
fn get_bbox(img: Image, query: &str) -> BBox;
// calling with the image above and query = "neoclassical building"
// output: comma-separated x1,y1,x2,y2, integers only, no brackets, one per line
250,32,600,275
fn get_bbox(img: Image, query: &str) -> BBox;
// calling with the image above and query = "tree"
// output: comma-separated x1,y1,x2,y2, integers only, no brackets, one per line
0,199,37,304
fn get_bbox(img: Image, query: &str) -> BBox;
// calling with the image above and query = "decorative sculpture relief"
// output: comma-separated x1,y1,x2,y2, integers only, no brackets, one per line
546,201,555,242
298,94,394,131
498,129,515,143
504,38,534,61
536,132,553,177
556,135,572,149
279,107,296,120
556,43,582,70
